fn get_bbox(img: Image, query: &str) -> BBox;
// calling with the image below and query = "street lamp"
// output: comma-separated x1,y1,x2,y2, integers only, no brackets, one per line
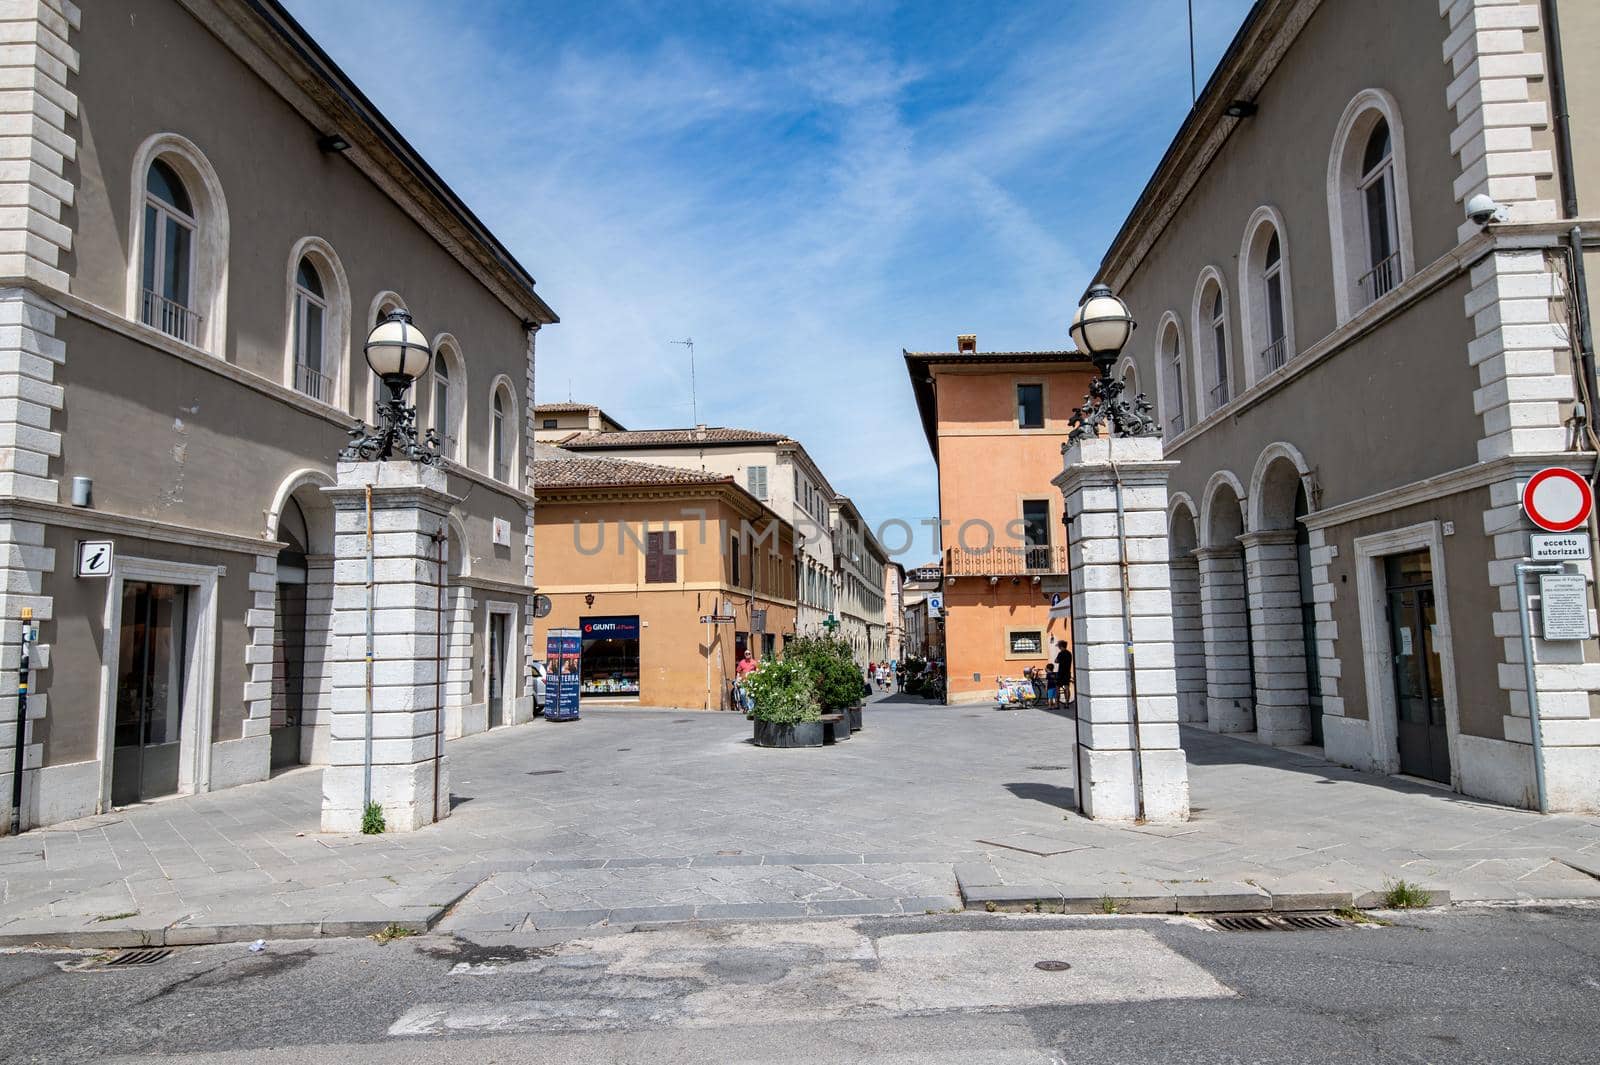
340,309,442,463
1067,283,1157,443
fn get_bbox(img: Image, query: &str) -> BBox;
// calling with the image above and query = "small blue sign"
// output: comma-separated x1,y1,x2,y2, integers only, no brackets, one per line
545,628,582,721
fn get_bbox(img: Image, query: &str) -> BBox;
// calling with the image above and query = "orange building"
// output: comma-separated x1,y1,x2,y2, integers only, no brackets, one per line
904,336,1098,703
533,447,798,709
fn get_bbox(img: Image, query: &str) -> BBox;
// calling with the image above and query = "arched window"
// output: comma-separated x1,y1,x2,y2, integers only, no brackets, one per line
430,336,467,464
1193,273,1231,415
489,379,519,487
1239,208,1296,386
491,391,507,481
1358,119,1399,301
1159,318,1186,436
141,160,198,344
1328,90,1412,322
291,258,329,401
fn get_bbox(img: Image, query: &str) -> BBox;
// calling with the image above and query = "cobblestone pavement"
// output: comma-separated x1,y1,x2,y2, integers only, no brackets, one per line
1,693,1598,945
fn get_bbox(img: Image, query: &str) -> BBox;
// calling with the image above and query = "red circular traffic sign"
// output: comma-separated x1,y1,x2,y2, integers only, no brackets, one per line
1523,467,1593,532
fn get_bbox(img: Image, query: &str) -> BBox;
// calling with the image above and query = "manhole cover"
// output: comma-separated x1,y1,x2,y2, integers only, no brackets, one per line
1034,960,1072,972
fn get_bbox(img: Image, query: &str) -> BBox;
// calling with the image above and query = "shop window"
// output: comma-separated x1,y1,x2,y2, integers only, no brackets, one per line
579,615,640,696
1007,629,1044,657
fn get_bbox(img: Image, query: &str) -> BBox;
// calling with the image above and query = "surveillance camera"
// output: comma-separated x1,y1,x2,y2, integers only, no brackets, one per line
1466,192,1507,227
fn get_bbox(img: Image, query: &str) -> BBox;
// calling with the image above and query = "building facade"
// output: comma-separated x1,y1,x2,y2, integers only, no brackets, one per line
900,562,945,662
1101,0,1600,810
533,402,625,441
832,496,889,665
904,338,1096,702
0,0,556,832
531,448,797,709
557,426,846,639
884,562,904,665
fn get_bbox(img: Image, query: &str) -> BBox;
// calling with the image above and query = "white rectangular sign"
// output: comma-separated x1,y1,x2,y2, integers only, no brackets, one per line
1531,532,1590,561
1539,573,1592,640
75,540,113,577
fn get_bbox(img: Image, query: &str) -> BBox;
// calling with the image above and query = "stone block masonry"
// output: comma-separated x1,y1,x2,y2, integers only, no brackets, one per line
320,461,458,833
1057,435,1189,822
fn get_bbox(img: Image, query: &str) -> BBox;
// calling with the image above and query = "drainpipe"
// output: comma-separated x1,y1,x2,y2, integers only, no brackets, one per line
1111,459,1146,821
363,484,374,812
433,525,447,823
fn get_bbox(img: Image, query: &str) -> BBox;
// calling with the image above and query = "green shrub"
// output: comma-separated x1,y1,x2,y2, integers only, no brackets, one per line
1381,879,1431,909
784,634,865,710
743,657,821,724
361,800,386,835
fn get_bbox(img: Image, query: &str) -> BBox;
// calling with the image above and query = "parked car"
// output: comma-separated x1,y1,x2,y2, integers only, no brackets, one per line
531,661,547,713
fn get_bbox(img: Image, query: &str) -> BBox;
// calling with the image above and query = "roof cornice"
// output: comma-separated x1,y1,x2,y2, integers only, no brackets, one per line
187,0,558,325
1098,0,1320,291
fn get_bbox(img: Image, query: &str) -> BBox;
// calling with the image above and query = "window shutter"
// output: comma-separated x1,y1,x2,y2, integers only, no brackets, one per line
749,465,767,500
663,532,677,583
645,531,662,583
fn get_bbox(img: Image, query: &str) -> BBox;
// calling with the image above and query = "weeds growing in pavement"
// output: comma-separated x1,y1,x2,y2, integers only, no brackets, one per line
1334,906,1392,926
1098,894,1119,914
1381,880,1431,909
370,923,415,944
361,801,386,835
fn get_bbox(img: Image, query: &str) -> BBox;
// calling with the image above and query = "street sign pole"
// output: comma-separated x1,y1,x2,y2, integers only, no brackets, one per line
9,607,32,834
1514,560,1565,814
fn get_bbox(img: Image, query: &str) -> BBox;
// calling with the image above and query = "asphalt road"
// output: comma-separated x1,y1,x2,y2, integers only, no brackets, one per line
0,905,1595,1064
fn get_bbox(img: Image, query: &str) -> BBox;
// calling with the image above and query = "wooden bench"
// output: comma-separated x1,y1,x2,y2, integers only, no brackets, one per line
819,713,850,744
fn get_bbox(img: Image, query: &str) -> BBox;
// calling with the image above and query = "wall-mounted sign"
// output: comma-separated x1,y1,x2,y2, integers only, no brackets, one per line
1531,532,1590,561
75,540,113,578
533,594,553,618
1539,574,1591,640
492,517,512,547
927,595,943,616
580,616,639,639
1523,467,1593,532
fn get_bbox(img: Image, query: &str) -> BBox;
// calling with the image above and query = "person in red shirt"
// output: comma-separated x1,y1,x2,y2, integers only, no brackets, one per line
736,650,758,678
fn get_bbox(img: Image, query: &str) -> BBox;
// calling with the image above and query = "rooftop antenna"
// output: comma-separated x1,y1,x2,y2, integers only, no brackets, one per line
1187,0,1197,106
671,338,698,425
567,377,572,402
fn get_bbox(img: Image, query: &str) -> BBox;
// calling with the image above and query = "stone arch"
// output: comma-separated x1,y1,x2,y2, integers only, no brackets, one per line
446,512,472,577
264,467,335,552
1168,492,1199,554
1200,470,1247,548
1247,441,1312,532
262,467,337,769
1168,493,1206,725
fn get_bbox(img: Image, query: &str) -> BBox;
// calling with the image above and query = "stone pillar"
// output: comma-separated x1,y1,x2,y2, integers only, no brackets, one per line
322,461,457,833
1240,530,1311,745
1057,436,1189,822
1195,547,1254,733
1170,555,1207,724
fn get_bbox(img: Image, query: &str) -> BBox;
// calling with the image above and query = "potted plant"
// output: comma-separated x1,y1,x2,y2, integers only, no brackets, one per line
745,657,824,748
787,634,868,731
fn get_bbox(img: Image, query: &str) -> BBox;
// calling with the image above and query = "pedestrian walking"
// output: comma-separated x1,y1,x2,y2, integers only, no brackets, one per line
1053,640,1073,706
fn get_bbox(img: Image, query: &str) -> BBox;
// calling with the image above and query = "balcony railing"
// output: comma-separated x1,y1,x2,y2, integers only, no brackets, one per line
1357,252,1402,306
141,289,202,346
1209,378,1230,412
1168,412,1185,435
295,361,333,403
1259,335,1288,375
945,542,1067,577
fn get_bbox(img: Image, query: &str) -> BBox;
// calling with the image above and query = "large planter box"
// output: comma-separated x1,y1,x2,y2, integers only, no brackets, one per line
752,719,824,748
847,705,864,732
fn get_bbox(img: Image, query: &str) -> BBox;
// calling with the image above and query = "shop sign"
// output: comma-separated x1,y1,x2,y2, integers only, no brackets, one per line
581,616,640,639
76,540,113,578
544,628,582,721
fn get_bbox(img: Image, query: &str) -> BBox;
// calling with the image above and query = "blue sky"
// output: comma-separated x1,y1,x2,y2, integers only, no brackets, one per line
283,0,1255,563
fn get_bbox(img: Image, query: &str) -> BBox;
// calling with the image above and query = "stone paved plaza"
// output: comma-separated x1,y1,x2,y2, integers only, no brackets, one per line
2,694,1598,945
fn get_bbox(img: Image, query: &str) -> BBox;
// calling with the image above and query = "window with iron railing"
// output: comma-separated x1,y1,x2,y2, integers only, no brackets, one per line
141,159,201,345
1358,118,1402,307
292,257,331,402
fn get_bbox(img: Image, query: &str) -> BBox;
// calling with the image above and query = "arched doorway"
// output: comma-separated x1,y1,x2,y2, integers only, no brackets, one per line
1198,475,1253,732
442,521,477,738
1244,446,1318,746
1169,500,1206,724
269,481,335,769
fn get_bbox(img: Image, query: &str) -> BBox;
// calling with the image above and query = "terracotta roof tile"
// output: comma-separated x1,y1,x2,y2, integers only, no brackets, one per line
532,452,733,490
560,427,788,449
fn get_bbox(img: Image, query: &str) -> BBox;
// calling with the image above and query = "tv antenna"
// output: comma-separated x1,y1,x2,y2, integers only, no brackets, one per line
671,338,698,424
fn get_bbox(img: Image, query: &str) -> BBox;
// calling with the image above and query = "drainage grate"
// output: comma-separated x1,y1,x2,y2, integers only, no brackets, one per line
1208,914,1348,932
104,948,173,967
1027,765,1071,772
526,769,564,776
1282,914,1345,931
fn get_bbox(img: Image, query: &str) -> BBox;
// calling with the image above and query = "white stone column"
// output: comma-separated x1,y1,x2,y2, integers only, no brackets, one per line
1240,530,1311,745
1195,547,1254,733
1170,555,1207,724
322,461,457,833
1057,436,1189,823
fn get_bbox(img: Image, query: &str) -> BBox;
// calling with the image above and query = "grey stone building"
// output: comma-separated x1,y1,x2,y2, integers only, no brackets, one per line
0,0,556,831
1103,0,1600,810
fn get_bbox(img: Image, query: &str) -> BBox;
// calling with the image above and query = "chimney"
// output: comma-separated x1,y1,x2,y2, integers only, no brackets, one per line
956,334,977,353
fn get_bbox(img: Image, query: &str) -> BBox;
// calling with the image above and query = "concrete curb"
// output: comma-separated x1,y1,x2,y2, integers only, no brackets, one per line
954,867,1453,914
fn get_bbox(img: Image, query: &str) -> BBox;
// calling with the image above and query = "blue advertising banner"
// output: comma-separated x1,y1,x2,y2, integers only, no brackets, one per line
545,628,582,721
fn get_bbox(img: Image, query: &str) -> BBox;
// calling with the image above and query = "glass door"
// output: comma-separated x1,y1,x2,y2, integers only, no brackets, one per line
112,582,191,805
487,612,508,728
1385,551,1450,784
